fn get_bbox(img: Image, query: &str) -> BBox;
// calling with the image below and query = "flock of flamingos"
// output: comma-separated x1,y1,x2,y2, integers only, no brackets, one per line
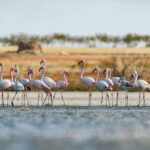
0,59,150,107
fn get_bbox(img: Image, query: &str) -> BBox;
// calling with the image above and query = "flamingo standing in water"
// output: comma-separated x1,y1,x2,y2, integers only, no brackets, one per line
78,60,95,106
118,76,134,106
27,69,51,106
39,66,56,105
93,67,111,106
131,71,150,106
11,65,25,106
0,64,14,106
52,71,69,105
103,68,114,106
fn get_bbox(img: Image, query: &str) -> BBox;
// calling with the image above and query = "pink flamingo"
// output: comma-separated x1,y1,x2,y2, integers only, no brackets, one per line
93,67,111,106
0,64,15,106
52,71,69,105
78,60,95,106
39,66,56,105
27,69,51,106
131,70,150,106
103,68,114,106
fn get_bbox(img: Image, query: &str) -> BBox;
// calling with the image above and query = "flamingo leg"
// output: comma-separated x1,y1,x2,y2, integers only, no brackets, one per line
61,89,66,106
101,91,103,106
7,91,9,107
38,92,40,106
111,91,113,106
1,91,4,107
25,91,29,106
88,87,92,106
106,91,110,107
116,89,119,106
11,92,17,106
53,91,57,102
43,93,48,106
40,91,43,105
142,90,146,106
138,91,141,106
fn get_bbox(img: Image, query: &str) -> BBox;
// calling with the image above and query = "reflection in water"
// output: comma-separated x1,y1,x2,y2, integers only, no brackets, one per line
0,106,150,150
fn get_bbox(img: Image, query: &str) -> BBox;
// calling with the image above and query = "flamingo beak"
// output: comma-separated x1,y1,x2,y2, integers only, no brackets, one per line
40,60,45,65
92,68,97,73
39,66,43,72
78,60,84,66
64,71,70,77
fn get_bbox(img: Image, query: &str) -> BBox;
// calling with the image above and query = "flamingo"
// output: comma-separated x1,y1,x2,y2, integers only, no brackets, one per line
131,71,150,106
0,64,14,106
93,67,111,106
118,76,134,106
39,66,56,105
103,68,114,106
111,76,121,105
27,69,51,106
52,71,69,105
78,60,95,106
11,65,24,106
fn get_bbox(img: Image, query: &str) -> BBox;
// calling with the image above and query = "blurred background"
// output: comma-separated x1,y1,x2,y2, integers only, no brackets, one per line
0,0,150,90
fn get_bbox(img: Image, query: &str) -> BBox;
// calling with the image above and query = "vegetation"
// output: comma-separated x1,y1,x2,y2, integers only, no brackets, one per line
1,33,150,47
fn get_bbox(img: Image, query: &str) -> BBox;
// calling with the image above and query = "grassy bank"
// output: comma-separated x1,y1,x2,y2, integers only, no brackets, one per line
0,46,150,91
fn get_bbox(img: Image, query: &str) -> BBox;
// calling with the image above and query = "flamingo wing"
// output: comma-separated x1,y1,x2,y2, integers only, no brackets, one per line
80,77,95,87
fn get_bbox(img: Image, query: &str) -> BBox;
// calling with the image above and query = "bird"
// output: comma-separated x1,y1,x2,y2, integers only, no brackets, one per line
111,76,121,105
78,60,95,106
103,68,114,106
27,69,51,106
11,65,24,106
52,71,69,105
131,70,150,106
93,67,112,106
0,64,15,107
118,76,134,106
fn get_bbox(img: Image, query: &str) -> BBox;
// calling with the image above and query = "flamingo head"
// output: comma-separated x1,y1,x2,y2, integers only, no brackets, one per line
103,68,108,75
78,60,85,66
0,63,4,67
92,67,98,74
14,65,19,74
39,66,45,72
40,59,46,66
64,71,70,77
27,69,33,76
10,66,15,72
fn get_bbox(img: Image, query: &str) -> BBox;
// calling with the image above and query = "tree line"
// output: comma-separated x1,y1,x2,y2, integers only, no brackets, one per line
1,33,150,47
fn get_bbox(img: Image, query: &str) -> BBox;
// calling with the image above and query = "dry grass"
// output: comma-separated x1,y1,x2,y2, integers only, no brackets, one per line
0,46,150,90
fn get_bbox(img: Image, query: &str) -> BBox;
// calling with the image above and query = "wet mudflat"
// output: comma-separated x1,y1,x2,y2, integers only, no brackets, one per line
0,92,150,150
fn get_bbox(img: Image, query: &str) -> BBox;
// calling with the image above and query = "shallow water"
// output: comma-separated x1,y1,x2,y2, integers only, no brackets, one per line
0,106,150,150
1,92,150,150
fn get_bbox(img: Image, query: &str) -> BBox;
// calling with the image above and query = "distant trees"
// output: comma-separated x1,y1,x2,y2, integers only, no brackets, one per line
1,33,150,47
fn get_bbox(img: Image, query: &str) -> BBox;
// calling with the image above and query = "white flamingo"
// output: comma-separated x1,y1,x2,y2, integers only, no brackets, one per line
118,76,134,106
0,64,14,106
52,71,69,105
39,66,56,105
78,60,95,106
27,69,51,106
93,67,111,106
131,71,150,106
11,65,24,106
112,76,121,105
103,68,114,105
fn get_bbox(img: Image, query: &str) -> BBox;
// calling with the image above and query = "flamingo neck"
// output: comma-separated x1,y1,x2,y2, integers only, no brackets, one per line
105,70,109,79
10,70,13,82
64,73,68,85
95,70,99,82
40,69,45,80
14,73,18,83
0,65,3,80
80,63,85,78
